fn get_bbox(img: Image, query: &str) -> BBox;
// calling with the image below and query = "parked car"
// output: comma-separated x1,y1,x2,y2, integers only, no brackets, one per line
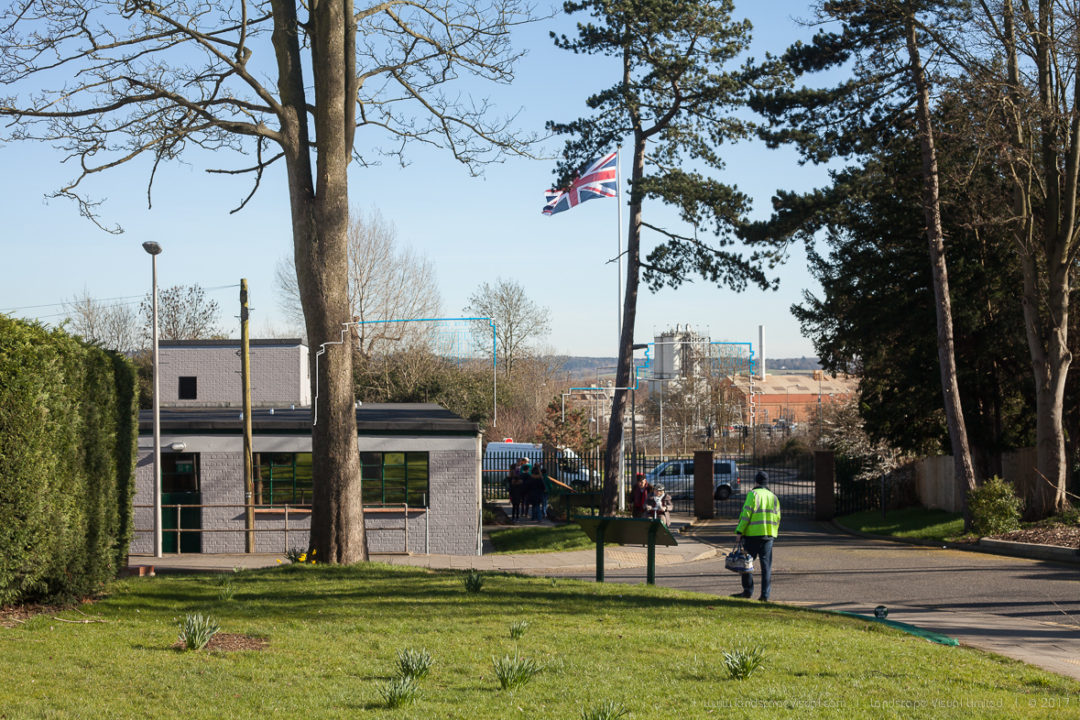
644,458,741,500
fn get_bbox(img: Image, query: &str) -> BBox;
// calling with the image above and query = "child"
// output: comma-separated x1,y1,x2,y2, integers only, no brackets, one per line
647,483,672,525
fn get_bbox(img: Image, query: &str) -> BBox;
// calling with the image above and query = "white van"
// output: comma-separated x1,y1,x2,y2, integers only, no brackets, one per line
483,441,594,489
644,458,741,500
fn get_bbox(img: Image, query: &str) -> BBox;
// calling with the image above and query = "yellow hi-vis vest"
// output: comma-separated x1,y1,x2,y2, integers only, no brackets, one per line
736,486,780,537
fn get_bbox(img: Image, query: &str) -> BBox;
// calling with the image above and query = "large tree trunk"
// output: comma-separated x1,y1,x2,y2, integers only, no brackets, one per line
999,0,1072,518
602,136,646,513
1020,254,1071,517
272,0,366,562
904,14,977,507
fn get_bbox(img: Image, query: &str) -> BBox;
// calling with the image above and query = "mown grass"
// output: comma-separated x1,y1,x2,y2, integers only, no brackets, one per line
1,563,1077,719
837,507,966,542
487,523,596,554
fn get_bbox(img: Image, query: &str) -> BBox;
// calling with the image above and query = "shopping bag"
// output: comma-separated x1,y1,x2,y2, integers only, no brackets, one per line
724,538,754,573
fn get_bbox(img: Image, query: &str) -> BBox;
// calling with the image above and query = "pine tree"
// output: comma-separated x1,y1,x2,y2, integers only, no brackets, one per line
547,0,788,511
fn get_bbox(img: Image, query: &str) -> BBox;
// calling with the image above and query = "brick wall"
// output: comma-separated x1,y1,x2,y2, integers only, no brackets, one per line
130,434,479,556
159,342,309,407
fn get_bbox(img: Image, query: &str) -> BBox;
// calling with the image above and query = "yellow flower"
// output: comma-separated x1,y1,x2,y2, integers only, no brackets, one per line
275,559,283,564
298,553,307,563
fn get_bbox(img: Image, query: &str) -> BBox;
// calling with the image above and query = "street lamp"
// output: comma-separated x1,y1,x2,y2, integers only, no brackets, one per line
142,241,163,558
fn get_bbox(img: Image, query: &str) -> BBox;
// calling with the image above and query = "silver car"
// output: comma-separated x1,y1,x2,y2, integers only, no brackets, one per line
644,458,741,500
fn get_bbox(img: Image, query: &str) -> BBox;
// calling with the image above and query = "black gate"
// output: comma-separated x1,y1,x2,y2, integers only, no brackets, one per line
648,453,816,519
482,449,816,519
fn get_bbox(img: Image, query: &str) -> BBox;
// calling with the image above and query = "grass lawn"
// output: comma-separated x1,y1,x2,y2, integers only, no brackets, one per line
2,564,1077,719
836,507,967,542
487,523,596,554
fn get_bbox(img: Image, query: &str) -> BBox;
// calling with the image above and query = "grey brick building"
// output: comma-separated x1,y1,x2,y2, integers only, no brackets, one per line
158,339,311,408
134,340,482,556
133,404,482,556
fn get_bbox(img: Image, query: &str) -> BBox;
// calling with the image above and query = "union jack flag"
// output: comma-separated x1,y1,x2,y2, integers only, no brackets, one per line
542,151,618,216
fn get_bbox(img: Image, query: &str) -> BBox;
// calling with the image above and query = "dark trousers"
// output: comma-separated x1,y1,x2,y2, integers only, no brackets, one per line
740,535,774,600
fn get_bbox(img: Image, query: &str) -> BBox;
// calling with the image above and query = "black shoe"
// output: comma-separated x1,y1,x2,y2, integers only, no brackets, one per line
758,597,770,602
730,592,752,598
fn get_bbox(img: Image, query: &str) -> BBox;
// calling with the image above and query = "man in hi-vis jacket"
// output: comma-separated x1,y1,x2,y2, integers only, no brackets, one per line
732,471,781,601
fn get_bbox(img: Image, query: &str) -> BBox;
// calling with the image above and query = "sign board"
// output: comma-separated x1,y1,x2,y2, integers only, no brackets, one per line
576,517,678,547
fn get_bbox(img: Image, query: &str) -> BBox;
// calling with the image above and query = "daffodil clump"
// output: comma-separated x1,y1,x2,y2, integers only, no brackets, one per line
284,547,317,565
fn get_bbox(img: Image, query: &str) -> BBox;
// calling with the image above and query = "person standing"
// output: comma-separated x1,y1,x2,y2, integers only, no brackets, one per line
630,473,652,518
525,463,545,521
508,465,526,522
732,471,780,601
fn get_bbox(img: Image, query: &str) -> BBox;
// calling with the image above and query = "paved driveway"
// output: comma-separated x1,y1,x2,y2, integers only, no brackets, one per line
552,518,1080,680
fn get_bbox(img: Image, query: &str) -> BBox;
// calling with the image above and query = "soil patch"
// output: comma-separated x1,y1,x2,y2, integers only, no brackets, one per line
0,603,79,628
172,633,269,652
992,524,1080,548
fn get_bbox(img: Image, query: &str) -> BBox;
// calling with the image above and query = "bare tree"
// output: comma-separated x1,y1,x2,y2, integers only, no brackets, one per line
0,0,534,562
139,285,222,342
276,207,441,356
64,289,139,352
982,0,1076,516
464,278,550,377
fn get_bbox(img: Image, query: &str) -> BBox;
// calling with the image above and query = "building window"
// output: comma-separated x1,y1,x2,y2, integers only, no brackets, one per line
162,453,200,493
361,452,429,508
178,376,198,400
255,453,313,506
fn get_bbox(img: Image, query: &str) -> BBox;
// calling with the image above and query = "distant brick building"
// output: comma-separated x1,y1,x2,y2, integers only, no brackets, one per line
730,371,858,426
134,340,482,557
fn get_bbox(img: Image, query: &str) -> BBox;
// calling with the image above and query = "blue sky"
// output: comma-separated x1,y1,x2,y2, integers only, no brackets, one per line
0,1,828,358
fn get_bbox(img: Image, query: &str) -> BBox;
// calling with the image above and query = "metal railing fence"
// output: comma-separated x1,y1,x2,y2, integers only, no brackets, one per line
132,502,414,554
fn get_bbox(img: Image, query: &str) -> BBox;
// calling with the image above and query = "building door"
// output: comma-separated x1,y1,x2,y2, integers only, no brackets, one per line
162,453,202,553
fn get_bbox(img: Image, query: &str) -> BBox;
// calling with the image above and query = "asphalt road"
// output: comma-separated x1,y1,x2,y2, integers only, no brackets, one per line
552,518,1080,679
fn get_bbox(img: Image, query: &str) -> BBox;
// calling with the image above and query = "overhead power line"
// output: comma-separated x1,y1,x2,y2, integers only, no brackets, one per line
1,283,241,316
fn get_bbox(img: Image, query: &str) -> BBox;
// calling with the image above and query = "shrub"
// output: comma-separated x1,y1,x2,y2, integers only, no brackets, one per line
968,476,1023,536
722,644,766,680
492,654,543,690
379,676,421,708
0,317,137,605
177,613,220,651
396,647,434,680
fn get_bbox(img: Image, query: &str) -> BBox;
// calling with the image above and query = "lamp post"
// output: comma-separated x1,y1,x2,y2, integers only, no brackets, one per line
142,241,163,558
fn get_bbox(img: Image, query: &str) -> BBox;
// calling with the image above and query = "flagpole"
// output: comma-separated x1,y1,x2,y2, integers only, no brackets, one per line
616,146,623,346
616,146,626,512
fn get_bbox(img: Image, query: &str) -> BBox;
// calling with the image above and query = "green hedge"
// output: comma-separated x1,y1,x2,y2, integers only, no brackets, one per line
0,316,137,604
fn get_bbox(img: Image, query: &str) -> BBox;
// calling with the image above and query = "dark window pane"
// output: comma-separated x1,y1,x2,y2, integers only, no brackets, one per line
294,454,313,504
178,376,197,400
362,483,382,506
162,453,199,493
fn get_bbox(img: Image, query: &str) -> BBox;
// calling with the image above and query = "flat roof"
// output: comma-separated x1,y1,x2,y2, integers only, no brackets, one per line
139,403,478,436
160,339,305,348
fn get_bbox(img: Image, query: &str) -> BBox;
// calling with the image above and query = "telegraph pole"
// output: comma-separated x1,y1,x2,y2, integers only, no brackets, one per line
241,279,255,553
